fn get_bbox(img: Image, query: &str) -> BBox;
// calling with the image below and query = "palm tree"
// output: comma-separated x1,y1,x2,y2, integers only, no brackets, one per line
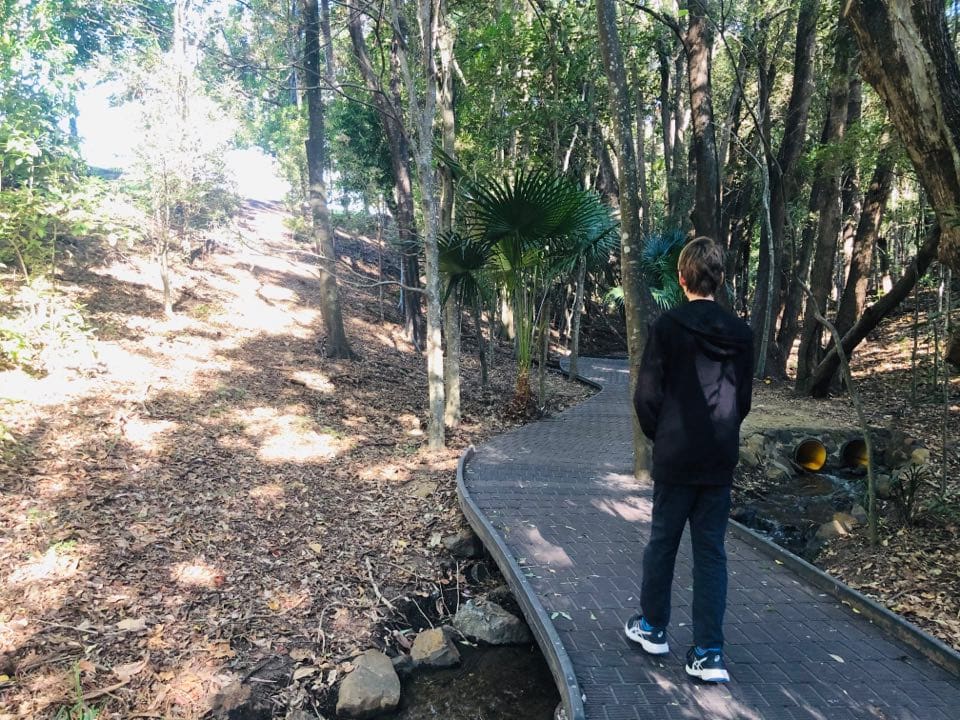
449,169,618,406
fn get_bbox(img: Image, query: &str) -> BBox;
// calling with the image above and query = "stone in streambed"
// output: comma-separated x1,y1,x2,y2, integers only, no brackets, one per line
443,528,484,559
335,650,400,719
410,627,461,668
453,600,532,645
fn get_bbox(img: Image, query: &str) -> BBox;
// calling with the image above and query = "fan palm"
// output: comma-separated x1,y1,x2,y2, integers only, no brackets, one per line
452,169,618,405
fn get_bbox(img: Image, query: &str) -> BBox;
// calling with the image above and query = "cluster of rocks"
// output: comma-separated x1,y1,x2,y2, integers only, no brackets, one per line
335,598,532,718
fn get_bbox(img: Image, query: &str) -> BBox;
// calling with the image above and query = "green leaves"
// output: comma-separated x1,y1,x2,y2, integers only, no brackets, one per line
640,229,686,310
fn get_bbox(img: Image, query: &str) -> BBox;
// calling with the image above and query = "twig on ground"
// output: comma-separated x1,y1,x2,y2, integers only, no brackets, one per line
365,557,396,613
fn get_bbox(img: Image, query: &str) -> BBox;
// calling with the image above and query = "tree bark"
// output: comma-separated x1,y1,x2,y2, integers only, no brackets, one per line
686,0,721,243
807,224,940,396
753,0,820,377
347,7,425,350
844,0,960,273
303,0,353,358
596,0,655,477
795,22,857,392
438,1,460,428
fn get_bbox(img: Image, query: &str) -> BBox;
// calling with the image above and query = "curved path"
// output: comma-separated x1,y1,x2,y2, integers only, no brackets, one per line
458,357,960,720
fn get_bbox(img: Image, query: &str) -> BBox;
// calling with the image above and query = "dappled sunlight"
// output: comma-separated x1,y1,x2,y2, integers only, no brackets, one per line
287,369,335,393
171,558,225,589
239,406,349,463
521,526,573,568
248,482,286,506
122,416,178,453
590,494,650,523
8,545,83,587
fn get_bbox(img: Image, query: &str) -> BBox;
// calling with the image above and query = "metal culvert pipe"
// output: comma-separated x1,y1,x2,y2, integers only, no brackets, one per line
794,438,827,472
840,438,869,468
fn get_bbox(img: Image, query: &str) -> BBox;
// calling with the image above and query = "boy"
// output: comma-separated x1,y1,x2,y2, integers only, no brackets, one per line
624,236,754,683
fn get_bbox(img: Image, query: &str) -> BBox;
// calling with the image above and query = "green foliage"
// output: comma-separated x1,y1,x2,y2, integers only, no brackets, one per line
0,278,96,374
451,168,617,389
640,230,687,310
54,662,100,720
891,463,932,527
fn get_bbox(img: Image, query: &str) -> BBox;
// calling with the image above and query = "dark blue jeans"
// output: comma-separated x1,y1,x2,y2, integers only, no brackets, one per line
640,482,731,649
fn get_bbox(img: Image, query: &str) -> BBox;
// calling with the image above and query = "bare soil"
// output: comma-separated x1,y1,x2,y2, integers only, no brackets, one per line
0,201,592,719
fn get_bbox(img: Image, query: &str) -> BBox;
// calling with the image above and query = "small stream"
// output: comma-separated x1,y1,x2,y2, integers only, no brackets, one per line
394,643,558,720
732,469,865,560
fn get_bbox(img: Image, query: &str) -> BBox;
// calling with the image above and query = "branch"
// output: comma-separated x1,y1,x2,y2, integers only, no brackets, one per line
624,1,685,47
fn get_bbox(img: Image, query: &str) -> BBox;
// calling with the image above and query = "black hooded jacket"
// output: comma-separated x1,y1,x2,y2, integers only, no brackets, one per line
634,300,754,485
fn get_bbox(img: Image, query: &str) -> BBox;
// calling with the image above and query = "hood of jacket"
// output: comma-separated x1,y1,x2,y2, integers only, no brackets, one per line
666,299,753,359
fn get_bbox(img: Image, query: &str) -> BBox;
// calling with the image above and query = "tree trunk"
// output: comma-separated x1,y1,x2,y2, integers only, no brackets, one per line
347,8,425,350
657,41,675,213
754,0,820,377
844,0,960,273
796,22,857,392
686,0,721,243
438,2,460,428
807,224,940,396
304,0,353,359
631,65,651,236
596,0,655,478
835,142,895,338
320,0,335,84
569,255,587,381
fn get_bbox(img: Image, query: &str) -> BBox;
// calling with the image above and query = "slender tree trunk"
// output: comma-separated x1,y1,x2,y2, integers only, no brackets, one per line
569,256,587,381
473,295,489,388
347,8,425,349
320,0,335,84
631,65,651,236
304,0,353,358
795,21,857,390
596,0,655,477
686,0,721,243
835,142,895,338
845,0,960,273
388,0,445,448
438,2,460,428
657,42,675,212
754,0,820,377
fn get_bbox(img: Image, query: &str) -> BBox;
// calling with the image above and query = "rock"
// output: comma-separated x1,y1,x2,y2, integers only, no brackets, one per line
851,504,868,525
335,650,401,719
910,447,931,465
764,460,792,483
443,528,484,559
745,433,766,455
391,653,414,677
410,627,461,669
452,600,532,645
486,584,514,605
284,711,314,720
815,513,857,541
554,703,569,720
738,447,760,468
875,474,893,499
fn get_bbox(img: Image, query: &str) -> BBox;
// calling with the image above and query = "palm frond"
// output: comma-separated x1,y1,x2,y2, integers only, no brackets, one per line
640,229,686,310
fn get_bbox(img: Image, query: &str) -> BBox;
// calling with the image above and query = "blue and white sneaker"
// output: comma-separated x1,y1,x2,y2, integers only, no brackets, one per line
624,614,669,654
685,646,730,682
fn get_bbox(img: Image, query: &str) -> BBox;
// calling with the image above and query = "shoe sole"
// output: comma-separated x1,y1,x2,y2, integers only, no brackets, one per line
685,665,730,683
623,620,669,655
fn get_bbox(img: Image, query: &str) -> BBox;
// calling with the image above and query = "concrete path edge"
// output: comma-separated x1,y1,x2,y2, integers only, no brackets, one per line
727,518,960,679
456,446,586,720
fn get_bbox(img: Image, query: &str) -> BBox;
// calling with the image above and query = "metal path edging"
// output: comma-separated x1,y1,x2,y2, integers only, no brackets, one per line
728,519,960,679
456,447,587,720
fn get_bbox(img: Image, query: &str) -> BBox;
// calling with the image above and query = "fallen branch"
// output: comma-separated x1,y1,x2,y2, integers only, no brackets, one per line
365,557,396,613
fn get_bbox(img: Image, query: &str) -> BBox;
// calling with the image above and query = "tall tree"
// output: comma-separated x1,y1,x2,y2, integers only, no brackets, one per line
844,1,960,272
347,5,426,350
303,0,353,358
596,0,655,477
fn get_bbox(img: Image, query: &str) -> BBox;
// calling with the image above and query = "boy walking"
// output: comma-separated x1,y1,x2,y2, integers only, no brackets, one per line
624,237,754,683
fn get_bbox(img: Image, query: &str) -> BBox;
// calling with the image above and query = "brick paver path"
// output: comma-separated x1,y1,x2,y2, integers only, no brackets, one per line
461,357,960,720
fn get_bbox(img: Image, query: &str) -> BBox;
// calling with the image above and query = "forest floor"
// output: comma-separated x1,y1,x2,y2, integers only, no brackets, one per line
742,292,960,652
0,200,592,719
2,199,959,719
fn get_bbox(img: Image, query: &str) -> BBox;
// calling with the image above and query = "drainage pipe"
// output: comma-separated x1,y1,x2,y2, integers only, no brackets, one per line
840,437,869,468
794,438,827,472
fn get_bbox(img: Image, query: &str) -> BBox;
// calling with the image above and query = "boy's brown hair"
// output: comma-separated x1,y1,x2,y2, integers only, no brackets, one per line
678,236,724,297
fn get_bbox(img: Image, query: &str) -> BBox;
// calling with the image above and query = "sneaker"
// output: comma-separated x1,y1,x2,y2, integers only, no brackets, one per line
685,646,730,682
623,614,669,654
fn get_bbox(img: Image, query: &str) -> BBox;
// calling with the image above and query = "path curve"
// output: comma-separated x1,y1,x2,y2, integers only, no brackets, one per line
457,357,960,720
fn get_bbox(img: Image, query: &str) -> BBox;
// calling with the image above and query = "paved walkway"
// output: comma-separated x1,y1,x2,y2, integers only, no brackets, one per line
459,358,960,720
